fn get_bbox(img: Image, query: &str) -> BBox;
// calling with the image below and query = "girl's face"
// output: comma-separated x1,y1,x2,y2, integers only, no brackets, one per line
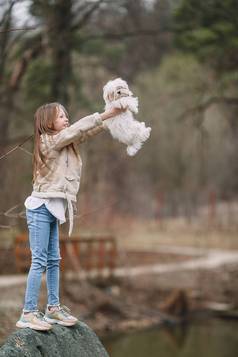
53,106,69,132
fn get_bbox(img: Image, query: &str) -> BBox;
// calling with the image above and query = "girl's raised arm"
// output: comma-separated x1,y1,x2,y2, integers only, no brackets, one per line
41,108,121,151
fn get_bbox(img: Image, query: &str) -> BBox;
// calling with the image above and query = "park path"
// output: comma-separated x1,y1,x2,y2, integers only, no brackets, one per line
1,246,238,287
115,246,238,277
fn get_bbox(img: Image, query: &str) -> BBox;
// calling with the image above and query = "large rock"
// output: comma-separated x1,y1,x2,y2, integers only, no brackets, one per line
0,321,109,357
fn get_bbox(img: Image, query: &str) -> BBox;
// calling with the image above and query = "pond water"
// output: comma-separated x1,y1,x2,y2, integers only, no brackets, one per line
102,319,238,357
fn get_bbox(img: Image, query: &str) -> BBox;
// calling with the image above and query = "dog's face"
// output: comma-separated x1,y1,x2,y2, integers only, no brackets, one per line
103,78,133,103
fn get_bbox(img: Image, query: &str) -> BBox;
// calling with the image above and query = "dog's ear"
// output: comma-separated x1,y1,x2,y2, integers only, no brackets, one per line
108,91,115,102
103,90,109,102
103,91,107,102
103,91,113,102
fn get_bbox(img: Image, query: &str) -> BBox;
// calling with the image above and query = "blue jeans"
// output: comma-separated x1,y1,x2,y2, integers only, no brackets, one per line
23,204,61,312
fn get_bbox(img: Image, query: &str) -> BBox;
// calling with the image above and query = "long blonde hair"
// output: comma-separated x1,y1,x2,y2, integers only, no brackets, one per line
32,102,78,184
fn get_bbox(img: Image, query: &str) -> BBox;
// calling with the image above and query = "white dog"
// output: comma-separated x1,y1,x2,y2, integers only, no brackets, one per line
103,78,151,156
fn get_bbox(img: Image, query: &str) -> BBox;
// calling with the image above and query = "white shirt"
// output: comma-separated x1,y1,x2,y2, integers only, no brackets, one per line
24,196,67,225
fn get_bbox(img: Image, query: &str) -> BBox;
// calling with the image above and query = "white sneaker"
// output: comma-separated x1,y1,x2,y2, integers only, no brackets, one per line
16,310,52,331
44,304,78,327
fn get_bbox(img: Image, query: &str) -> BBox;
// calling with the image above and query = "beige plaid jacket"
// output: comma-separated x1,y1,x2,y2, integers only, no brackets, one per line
31,112,108,236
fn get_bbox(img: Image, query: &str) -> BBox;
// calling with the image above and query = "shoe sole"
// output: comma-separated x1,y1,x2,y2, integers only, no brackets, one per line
16,321,52,331
44,316,77,326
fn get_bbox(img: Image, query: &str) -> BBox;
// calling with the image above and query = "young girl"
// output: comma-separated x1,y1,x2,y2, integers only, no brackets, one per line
16,102,123,330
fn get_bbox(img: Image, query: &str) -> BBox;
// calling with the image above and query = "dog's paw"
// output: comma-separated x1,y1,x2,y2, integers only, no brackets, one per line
123,97,138,114
111,98,128,110
127,145,139,156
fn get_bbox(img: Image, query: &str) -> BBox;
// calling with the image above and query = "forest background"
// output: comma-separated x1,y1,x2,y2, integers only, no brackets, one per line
1,0,238,235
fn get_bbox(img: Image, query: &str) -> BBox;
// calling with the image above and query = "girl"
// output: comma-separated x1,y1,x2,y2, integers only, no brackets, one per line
16,102,123,330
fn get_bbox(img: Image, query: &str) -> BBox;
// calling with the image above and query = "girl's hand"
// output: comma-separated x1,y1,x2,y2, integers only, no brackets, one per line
100,107,126,121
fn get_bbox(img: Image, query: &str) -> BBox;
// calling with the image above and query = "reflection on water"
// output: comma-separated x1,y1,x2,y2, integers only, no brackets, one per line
102,319,238,357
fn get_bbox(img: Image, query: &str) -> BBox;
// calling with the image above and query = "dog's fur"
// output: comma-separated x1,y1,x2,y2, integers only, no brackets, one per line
103,78,151,156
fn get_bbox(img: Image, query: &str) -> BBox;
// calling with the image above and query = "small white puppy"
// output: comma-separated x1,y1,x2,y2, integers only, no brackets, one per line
103,78,151,156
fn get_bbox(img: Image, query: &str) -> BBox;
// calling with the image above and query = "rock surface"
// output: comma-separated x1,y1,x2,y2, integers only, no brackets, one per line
0,321,109,357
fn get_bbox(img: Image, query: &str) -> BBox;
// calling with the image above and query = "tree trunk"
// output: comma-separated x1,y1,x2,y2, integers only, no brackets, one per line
46,0,73,106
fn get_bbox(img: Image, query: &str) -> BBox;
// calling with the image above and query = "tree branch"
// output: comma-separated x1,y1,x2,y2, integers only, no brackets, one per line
9,35,43,92
0,135,33,161
0,26,37,34
81,28,162,42
0,0,15,27
0,1,15,78
177,96,238,122
71,0,105,31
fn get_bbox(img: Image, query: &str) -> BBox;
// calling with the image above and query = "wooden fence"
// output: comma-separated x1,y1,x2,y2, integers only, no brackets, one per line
14,234,117,279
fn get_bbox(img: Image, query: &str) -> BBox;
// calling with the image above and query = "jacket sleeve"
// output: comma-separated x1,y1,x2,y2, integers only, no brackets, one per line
76,121,109,144
41,112,104,151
